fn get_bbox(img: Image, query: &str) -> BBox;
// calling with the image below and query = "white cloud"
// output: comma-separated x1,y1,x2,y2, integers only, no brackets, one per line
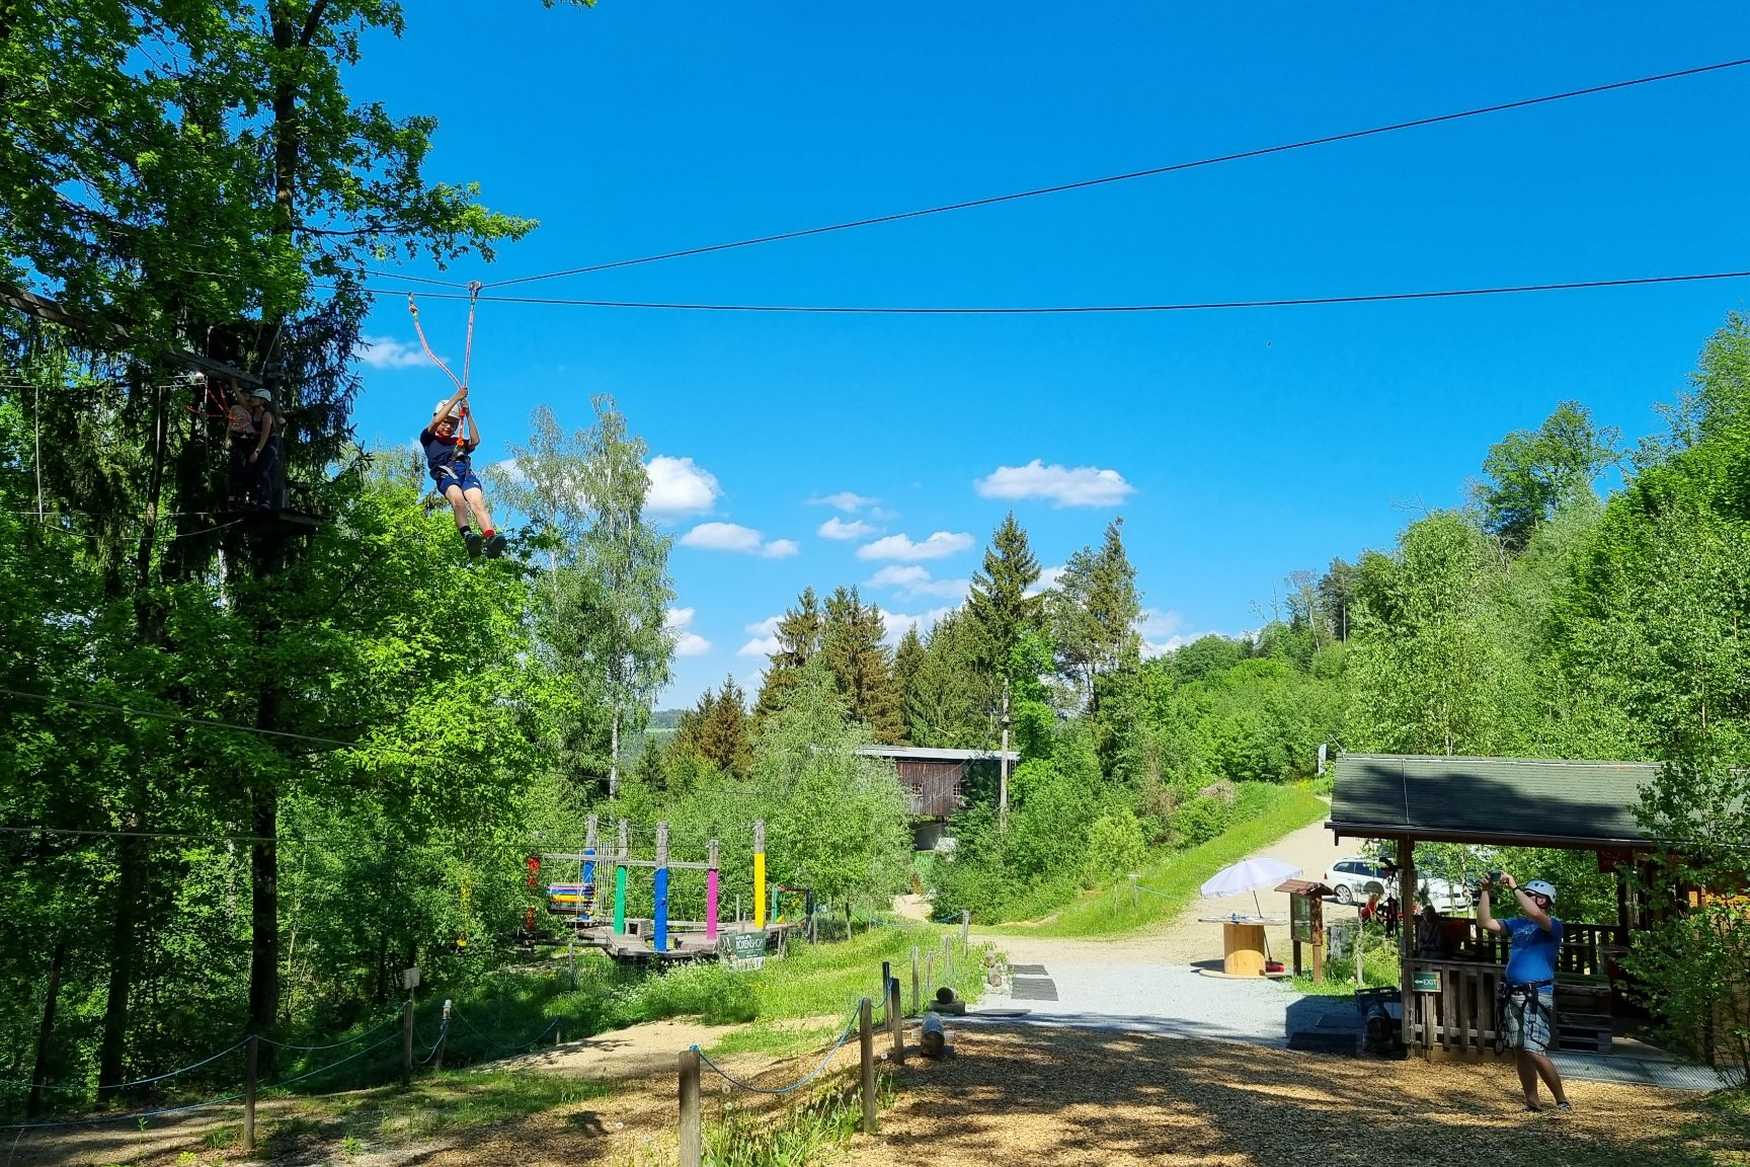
974,459,1136,508
1026,564,1067,598
646,456,721,518
856,530,974,562
664,607,712,657
738,615,782,658
810,491,879,512
1136,607,1203,659
818,516,877,541
355,335,433,370
866,564,969,600
492,457,528,484
680,522,797,558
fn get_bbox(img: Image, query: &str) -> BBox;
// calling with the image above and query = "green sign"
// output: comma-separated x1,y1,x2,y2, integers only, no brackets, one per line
725,930,768,971
1412,970,1441,994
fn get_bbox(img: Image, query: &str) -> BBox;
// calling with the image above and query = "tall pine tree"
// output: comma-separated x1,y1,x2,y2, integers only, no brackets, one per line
893,627,926,744
755,587,823,719
675,676,752,777
966,513,1045,817
822,586,904,743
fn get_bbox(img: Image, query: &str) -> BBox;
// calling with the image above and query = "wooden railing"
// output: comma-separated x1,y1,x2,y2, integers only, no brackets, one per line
1405,959,1505,1053
1442,920,1625,981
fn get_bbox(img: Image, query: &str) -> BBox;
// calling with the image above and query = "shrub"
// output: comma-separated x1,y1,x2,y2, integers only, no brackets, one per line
1173,795,1232,847
1083,808,1147,888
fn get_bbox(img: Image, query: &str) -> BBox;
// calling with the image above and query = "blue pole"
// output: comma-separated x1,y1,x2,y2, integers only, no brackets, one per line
653,866,670,952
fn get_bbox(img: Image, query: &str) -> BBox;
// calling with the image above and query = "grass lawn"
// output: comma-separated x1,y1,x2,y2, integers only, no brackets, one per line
994,783,1328,938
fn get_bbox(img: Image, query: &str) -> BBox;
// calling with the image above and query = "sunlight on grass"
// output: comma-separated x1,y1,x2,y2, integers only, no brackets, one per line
1001,785,1328,938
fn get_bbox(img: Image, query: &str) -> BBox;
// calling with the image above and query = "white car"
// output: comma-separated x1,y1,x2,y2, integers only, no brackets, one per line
1324,857,1469,912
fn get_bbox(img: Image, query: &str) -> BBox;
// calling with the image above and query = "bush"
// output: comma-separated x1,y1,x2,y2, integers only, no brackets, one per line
1173,795,1232,846
1083,808,1147,888
611,962,757,1026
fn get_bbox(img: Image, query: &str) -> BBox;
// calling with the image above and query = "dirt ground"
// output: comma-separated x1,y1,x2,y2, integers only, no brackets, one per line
854,1023,1746,1167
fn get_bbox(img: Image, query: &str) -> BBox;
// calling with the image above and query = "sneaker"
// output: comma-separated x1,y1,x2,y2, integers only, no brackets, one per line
461,529,482,558
1555,1102,1572,1112
484,532,508,558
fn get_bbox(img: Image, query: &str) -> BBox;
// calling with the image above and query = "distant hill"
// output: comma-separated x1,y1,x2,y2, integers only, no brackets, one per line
647,708,685,731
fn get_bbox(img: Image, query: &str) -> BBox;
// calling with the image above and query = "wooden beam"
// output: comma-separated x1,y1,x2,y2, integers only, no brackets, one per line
1397,837,1416,1049
1,283,264,386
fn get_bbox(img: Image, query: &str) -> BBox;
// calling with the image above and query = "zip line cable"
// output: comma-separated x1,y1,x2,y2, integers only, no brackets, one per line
0,686,378,752
478,57,1750,289
345,270,1750,316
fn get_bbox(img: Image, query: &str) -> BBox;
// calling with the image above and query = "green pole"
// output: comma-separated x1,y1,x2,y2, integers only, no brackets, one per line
614,864,628,935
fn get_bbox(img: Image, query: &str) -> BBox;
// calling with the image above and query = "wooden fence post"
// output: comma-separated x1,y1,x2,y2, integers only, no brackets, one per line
942,934,953,982
243,1033,259,1152
401,999,414,1088
858,997,877,1134
435,999,450,1071
889,979,905,1065
910,946,920,1015
678,1047,701,1167
880,961,892,1022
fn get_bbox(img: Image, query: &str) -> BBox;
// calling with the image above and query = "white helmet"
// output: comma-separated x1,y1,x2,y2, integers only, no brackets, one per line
251,388,272,403
1523,879,1557,904
433,398,460,418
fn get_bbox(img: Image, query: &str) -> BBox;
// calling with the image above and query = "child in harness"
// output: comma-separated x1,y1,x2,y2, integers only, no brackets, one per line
421,386,505,558
1478,872,1571,1112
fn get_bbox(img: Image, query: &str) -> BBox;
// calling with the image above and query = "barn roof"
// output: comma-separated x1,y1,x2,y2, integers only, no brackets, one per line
855,746,1020,763
1326,753,1660,849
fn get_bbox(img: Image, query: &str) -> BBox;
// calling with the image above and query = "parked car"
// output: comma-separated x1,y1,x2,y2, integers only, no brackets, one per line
1324,857,1392,904
1323,857,1469,912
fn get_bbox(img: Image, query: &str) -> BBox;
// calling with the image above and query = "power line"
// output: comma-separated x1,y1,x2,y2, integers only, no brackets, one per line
0,824,274,845
0,686,372,752
480,57,1750,289
345,269,1750,315
361,268,470,289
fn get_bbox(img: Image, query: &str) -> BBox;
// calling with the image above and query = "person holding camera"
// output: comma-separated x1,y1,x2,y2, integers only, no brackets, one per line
1478,872,1571,1111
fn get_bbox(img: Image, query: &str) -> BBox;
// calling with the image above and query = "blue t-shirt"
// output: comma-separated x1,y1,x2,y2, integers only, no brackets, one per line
419,428,472,476
1503,914,1563,985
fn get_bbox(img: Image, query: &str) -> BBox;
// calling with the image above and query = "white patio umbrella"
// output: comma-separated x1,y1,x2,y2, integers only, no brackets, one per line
1200,857,1302,920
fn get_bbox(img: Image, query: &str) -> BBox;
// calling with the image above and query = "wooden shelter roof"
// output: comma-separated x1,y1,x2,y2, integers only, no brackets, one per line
1326,753,1659,849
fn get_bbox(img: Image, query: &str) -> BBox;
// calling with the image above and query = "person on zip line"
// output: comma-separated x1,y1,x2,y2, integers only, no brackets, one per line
420,385,504,557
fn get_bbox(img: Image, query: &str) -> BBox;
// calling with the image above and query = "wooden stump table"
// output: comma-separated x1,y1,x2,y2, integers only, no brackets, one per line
1200,915,1287,976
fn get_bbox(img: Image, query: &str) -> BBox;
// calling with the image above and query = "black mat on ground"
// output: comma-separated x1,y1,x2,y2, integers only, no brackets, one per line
1008,977,1059,1002
1008,964,1049,976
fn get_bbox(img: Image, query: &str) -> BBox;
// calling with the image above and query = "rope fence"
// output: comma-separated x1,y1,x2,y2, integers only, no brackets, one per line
691,1004,861,1097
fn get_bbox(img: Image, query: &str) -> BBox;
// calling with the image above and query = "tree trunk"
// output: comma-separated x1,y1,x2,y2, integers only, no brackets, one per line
28,937,68,1116
608,707,620,798
99,377,170,1089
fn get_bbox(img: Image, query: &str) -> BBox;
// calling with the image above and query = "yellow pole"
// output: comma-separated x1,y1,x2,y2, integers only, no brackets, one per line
752,819,766,930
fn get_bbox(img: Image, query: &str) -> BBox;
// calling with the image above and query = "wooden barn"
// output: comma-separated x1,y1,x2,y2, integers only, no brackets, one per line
856,745,1018,851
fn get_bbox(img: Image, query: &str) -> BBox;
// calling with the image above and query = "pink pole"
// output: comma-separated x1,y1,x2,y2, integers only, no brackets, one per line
706,869,720,941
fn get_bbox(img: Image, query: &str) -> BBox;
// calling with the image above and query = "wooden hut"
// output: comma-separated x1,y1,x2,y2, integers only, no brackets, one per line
855,745,1018,851
1326,753,1672,1055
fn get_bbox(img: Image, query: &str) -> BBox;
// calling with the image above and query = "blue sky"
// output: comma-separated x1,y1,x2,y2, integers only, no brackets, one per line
343,1,1750,705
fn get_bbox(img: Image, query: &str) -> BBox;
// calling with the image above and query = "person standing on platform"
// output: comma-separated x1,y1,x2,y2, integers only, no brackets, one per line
1478,872,1571,1112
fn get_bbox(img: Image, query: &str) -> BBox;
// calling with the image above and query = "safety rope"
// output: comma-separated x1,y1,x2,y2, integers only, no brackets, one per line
418,1019,449,1065
264,1030,404,1090
691,1006,860,1097
0,1039,247,1094
405,282,483,393
258,1012,402,1052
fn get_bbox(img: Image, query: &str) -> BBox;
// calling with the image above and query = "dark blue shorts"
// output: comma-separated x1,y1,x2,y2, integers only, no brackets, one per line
432,464,483,495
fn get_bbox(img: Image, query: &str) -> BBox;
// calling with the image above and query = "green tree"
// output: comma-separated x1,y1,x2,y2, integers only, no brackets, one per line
821,586,903,743
751,662,911,911
1051,518,1141,713
892,627,925,742
905,610,992,749
1474,401,1618,553
674,677,752,779
754,587,822,720
967,512,1046,816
